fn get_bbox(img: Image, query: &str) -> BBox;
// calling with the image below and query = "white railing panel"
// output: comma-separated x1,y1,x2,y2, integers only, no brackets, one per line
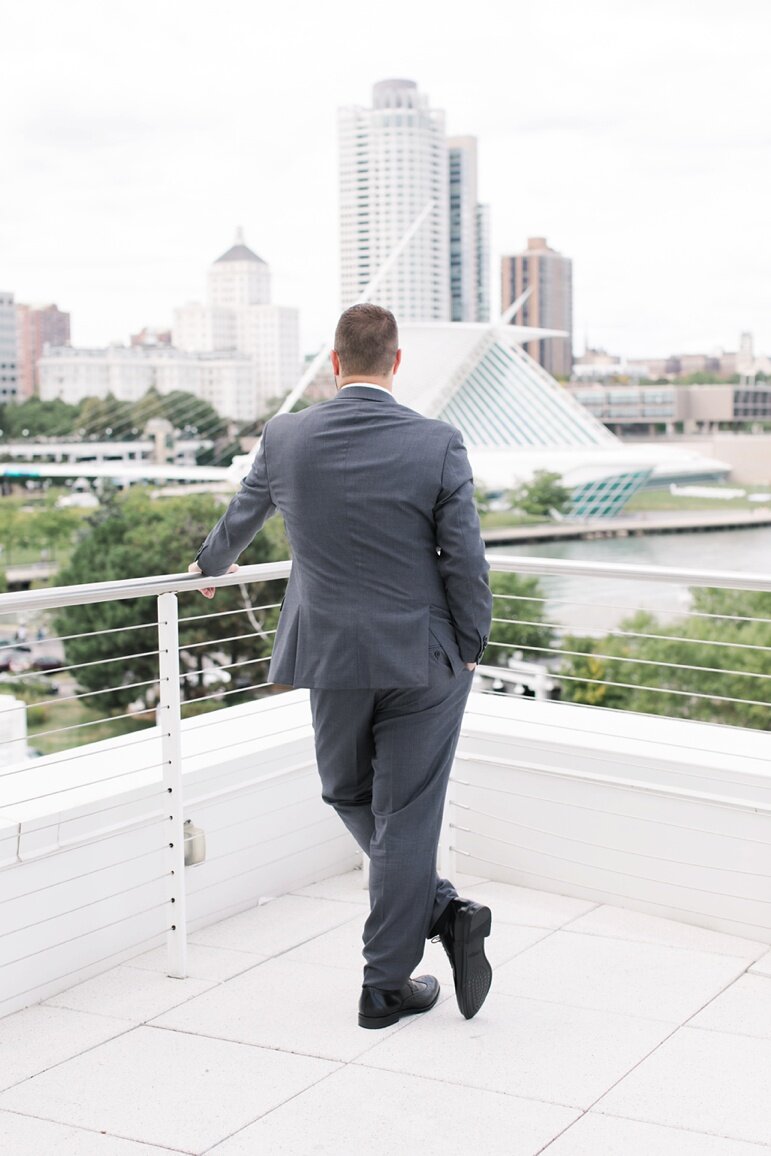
452,693,771,943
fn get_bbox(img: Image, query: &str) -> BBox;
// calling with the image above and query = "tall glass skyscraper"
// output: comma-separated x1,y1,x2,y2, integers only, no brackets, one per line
448,136,490,323
0,291,18,404
338,79,450,321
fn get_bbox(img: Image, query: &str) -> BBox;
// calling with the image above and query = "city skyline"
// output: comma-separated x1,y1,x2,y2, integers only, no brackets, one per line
2,0,768,360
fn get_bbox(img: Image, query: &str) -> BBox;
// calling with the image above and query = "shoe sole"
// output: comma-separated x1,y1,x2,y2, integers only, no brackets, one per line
358,987,441,1030
452,904,492,1020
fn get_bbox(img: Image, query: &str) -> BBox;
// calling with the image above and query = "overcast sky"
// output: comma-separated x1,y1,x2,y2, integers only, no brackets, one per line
2,0,769,360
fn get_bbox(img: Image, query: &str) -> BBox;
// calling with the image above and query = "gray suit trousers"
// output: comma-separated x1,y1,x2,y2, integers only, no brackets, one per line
310,650,473,989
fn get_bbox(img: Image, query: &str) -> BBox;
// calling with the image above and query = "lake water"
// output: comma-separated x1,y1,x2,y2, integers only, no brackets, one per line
489,525,771,632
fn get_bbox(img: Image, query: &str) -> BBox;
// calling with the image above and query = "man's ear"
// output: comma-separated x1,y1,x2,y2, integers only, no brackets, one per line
392,348,402,376
330,350,341,378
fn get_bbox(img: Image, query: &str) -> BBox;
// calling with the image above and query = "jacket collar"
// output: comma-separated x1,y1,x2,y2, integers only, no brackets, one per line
334,384,398,404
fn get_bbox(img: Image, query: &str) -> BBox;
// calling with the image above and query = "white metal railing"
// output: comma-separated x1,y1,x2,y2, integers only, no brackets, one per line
0,554,769,1009
0,562,292,994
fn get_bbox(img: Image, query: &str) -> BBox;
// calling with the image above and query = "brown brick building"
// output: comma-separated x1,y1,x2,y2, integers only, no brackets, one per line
501,237,573,378
16,303,70,397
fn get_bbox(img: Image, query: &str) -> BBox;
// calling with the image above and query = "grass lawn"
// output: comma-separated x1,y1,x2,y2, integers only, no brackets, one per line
624,485,771,513
479,510,547,529
24,694,154,756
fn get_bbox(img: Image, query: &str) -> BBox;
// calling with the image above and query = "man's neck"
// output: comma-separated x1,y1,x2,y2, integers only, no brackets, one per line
337,377,393,393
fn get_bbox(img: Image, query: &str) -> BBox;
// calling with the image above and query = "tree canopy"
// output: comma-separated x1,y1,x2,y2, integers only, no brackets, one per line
558,587,771,730
0,388,229,443
486,571,555,668
511,471,572,519
54,491,289,714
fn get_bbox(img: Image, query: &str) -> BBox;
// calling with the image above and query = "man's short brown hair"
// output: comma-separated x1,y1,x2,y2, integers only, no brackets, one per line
333,304,399,376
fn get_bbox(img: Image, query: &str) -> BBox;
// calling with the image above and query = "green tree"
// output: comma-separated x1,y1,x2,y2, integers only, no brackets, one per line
486,571,555,668
559,591,771,729
130,389,228,441
75,394,133,440
54,491,289,714
512,470,572,519
0,397,78,439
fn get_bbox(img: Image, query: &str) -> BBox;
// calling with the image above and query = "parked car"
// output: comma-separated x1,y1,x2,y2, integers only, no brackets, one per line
31,655,62,672
0,647,32,673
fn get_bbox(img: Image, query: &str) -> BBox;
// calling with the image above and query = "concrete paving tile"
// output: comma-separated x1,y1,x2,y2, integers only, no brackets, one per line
688,974,771,1039
0,1111,174,1155
356,992,674,1108
44,965,217,1024
0,1005,132,1092
464,881,597,928
0,1025,337,1153
292,869,487,906
279,914,366,970
126,942,268,982
151,957,410,1063
493,931,747,1022
189,894,363,957
293,869,370,905
282,912,550,982
543,1111,771,1155
749,949,771,977
207,1063,580,1155
567,904,768,960
597,1026,771,1146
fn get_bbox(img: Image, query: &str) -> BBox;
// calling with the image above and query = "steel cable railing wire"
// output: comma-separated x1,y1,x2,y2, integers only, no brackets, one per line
178,600,282,625
490,614,771,654
492,589,771,628
0,730,164,779
5,647,160,683
0,619,158,652
478,658,771,710
485,638,771,683
8,763,166,807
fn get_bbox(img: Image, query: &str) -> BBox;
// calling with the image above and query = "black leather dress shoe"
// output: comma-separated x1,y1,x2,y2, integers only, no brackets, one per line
358,974,440,1029
431,898,492,1020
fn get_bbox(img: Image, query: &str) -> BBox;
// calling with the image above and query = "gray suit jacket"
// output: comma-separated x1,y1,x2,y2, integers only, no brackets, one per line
195,385,492,689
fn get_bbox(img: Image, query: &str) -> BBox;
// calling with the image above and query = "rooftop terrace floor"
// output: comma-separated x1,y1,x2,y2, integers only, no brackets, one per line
2,869,771,1155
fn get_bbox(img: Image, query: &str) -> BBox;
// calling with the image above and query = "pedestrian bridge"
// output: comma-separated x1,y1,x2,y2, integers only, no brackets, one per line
0,556,770,1153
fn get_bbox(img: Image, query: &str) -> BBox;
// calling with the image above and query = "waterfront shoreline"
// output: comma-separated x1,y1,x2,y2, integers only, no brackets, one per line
482,508,771,546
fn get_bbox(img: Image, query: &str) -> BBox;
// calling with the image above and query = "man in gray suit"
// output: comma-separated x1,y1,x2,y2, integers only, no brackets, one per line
190,304,494,1028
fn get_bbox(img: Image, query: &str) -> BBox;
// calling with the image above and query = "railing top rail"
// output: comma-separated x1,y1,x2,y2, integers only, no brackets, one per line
488,554,771,593
0,553,769,617
0,561,293,615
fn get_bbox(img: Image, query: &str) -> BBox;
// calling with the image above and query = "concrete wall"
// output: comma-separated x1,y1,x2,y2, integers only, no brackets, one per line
665,434,771,484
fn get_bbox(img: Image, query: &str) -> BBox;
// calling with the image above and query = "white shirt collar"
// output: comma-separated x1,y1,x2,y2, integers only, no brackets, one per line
339,382,393,396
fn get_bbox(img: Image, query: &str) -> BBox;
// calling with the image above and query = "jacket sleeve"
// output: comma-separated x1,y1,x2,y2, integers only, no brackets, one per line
194,424,277,577
433,429,493,663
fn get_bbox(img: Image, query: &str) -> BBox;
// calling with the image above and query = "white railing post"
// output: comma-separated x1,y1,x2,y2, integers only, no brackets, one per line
157,591,187,978
438,778,457,882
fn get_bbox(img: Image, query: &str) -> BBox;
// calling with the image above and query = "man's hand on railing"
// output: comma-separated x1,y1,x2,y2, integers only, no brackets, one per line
465,662,477,672
187,562,239,599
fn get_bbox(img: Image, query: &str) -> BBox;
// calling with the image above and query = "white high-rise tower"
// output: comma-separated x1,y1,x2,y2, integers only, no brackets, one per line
338,79,449,322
